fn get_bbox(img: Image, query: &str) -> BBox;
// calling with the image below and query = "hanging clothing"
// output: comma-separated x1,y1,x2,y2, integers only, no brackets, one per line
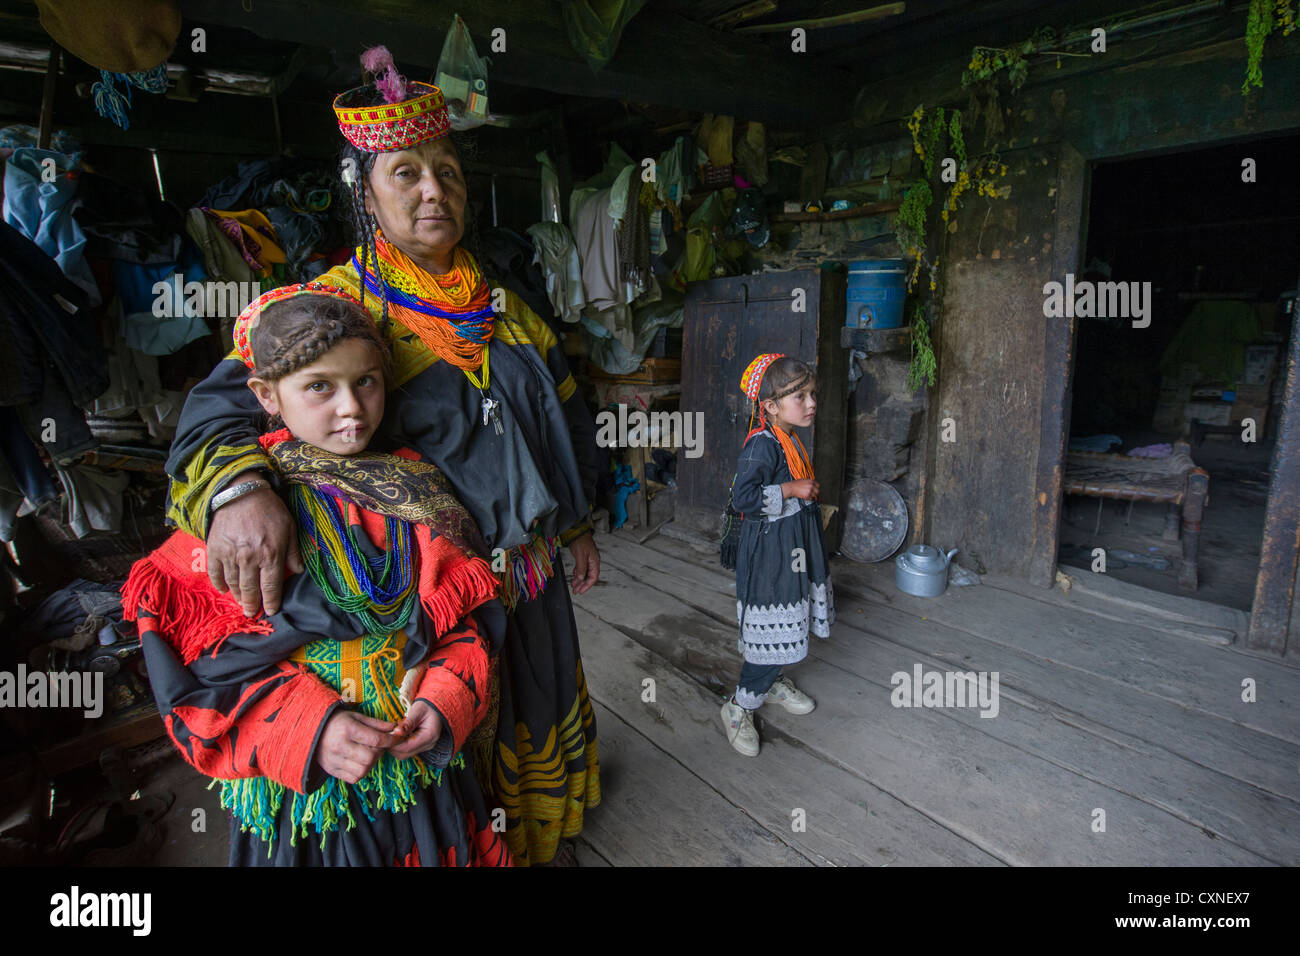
571,185,625,311
0,449,29,541
2,147,101,306
527,221,586,324
0,407,58,512
477,227,560,336
164,254,602,866
654,136,689,205
91,300,165,419
616,176,653,300
0,219,105,481
185,207,259,286
112,241,213,356
74,170,183,265
53,462,130,538
0,222,106,407
200,208,286,277
571,184,634,350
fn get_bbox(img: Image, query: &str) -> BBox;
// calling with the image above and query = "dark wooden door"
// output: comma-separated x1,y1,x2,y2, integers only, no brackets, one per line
677,268,848,548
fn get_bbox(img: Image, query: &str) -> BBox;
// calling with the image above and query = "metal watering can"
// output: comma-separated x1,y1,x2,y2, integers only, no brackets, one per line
894,545,959,598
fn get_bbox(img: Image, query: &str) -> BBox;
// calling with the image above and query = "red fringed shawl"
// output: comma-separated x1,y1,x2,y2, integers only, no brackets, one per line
123,435,499,664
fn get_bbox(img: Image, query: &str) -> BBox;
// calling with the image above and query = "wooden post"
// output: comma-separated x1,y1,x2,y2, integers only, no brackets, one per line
1029,144,1088,588
270,93,283,156
1247,267,1300,655
1178,468,1209,590
37,42,60,149
550,107,574,224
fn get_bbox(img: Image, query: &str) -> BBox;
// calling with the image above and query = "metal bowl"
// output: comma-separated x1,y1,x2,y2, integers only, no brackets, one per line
839,478,909,563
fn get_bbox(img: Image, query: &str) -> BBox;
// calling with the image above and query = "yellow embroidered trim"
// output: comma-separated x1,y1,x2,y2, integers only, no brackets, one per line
333,85,445,125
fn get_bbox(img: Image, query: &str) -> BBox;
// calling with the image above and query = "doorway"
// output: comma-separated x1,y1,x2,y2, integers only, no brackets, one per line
1056,134,1299,611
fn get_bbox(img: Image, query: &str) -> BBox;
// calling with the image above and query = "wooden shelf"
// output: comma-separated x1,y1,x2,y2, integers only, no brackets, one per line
841,325,912,354
770,199,902,223
38,705,164,778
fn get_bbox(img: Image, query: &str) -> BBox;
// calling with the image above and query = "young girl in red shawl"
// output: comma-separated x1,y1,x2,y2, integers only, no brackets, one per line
125,283,510,866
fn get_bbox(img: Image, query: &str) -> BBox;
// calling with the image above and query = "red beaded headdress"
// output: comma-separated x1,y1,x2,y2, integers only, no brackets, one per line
739,351,814,480
332,46,450,153
740,353,785,401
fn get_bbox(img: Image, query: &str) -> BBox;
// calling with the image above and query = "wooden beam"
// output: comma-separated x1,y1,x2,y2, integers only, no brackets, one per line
1247,264,1300,656
36,41,58,148
1028,142,1086,589
709,1,778,30
178,0,844,127
734,1,905,33
769,198,901,221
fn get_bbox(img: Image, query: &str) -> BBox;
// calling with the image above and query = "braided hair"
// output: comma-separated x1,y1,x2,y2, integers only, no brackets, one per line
249,294,392,386
755,357,814,415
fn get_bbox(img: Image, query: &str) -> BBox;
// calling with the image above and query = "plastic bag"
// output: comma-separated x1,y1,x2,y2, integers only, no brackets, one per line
436,14,490,131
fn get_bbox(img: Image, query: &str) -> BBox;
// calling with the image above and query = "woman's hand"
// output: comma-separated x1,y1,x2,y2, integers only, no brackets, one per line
568,531,600,595
315,710,397,784
782,479,820,501
388,700,445,760
206,472,304,617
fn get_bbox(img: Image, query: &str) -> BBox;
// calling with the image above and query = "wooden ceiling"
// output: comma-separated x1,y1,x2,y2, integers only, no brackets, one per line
1,0,1239,133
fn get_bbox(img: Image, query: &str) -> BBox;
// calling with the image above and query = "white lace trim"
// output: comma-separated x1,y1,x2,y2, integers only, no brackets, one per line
768,494,805,521
760,484,784,517
738,598,810,630
740,639,809,666
734,686,767,709
811,579,835,637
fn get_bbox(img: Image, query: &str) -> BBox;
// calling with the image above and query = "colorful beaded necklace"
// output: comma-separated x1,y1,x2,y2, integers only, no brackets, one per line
291,483,417,633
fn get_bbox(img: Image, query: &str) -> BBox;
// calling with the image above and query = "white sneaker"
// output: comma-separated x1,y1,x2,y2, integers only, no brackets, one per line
764,676,816,715
720,698,760,757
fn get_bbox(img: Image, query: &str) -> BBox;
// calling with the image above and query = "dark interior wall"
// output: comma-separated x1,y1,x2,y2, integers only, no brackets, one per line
812,23,1300,580
1072,134,1300,434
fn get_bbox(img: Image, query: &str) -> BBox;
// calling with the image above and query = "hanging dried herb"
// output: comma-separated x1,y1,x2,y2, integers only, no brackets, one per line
1244,0,1297,95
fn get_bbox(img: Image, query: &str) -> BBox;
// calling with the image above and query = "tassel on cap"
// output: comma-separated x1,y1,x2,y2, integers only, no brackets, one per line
360,45,409,104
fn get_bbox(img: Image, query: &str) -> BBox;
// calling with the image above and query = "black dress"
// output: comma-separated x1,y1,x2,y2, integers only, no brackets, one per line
731,427,835,667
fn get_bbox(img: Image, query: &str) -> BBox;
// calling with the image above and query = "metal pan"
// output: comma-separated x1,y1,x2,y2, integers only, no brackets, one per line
839,477,909,563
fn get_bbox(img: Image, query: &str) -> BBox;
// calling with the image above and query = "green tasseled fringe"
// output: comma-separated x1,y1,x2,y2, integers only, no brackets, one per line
222,751,467,855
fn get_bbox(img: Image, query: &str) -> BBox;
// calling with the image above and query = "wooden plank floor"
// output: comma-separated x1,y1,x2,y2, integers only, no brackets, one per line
570,526,1300,866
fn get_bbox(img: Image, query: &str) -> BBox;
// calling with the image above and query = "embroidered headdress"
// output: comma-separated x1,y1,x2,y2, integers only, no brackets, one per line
332,46,450,152
739,352,814,482
740,352,785,401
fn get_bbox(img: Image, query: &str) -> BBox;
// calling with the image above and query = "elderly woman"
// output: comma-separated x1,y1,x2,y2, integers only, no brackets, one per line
164,52,601,866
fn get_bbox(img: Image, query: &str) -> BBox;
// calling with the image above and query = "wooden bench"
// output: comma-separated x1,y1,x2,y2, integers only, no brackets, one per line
1063,440,1210,590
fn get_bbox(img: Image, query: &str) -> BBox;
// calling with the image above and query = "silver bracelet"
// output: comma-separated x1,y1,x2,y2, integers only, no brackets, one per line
210,478,270,512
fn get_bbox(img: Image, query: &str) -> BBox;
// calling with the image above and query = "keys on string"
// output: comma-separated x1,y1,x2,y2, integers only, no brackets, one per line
480,393,504,434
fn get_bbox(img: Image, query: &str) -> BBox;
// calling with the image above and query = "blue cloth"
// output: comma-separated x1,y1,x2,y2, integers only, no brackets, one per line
114,240,212,356
0,220,107,409
1068,433,1122,452
610,462,639,530
2,148,101,307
